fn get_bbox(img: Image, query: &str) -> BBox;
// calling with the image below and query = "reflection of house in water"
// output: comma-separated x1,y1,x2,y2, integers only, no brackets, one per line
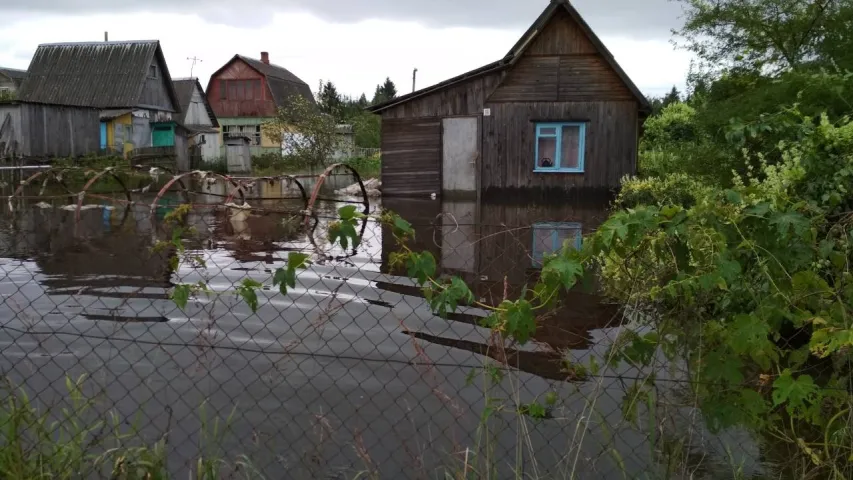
211,207,304,263
379,197,620,381
0,206,175,312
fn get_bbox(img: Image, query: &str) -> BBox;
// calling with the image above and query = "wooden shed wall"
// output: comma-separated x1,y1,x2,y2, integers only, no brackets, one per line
379,71,503,119
481,101,638,191
208,60,275,118
489,9,633,103
138,55,180,112
381,117,442,196
14,103,100,157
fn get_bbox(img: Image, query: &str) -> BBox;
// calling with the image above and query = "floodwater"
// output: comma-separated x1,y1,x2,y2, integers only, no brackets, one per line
0,178,756,479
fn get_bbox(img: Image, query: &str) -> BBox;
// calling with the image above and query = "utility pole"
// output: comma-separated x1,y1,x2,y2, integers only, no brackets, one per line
187,56,203,78
104,31,108,42
412,68,418,92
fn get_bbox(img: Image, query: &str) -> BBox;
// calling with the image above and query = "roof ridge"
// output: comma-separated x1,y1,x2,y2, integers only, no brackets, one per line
38,40,159,47
237,54,308,83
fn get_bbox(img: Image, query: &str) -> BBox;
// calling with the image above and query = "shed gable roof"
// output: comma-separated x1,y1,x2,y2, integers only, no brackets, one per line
172,77,219,127
370,0,650,113
17,40,181,110
208,55,315,108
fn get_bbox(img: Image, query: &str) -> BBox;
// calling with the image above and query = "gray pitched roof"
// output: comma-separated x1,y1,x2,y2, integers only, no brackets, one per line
17,40,181,110
370,0,650,113
213,54,315,107
0,67,27,87
172,77,219,127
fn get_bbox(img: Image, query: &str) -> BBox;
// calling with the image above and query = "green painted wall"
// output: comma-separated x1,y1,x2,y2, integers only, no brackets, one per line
152,122,175,147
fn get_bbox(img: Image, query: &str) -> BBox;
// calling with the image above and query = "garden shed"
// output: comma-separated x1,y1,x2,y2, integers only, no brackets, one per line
369,0,651,198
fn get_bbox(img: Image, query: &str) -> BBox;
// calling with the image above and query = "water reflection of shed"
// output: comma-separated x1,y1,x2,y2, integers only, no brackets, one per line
2,207,173,295
379,198,620,380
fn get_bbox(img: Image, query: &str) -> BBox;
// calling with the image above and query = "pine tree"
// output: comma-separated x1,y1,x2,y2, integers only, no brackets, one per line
371,77,398,105
662,86,681,107
318,81,343,120
380,77,397,100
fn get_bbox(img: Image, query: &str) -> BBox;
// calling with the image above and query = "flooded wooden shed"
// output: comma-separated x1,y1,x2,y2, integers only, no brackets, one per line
369,0,651,198
0,101,100,158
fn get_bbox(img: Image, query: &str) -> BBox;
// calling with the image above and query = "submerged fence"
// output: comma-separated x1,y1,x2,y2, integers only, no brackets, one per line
0,166,765,479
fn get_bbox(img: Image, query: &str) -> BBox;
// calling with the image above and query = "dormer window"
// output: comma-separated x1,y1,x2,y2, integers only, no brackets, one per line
149,65,157,79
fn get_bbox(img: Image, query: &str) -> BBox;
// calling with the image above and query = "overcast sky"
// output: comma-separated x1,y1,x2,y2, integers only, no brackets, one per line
0,0,692,98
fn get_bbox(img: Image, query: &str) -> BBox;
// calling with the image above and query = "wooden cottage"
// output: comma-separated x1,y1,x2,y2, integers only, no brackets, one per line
369,0,651,198
172,77,220,163
206,52,315,156
18,40,183,159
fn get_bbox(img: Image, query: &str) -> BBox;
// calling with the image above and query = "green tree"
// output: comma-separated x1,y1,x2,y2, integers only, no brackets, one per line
662,86,680,106
371,77,398,104
263,95,341,167
318,81,344,121
675,0,850,73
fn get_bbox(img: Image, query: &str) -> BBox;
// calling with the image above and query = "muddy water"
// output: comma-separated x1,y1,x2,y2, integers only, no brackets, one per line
0,192,755,479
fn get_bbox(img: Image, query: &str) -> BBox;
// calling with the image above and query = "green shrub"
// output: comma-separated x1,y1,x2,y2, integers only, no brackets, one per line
340,156,381,178
617,173,714,209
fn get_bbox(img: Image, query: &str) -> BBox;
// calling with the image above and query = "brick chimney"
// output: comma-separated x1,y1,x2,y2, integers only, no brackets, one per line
260,52,269,64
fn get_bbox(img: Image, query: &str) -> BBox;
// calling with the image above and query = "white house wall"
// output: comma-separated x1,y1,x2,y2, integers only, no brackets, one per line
201,132,221,161
186,86,213,126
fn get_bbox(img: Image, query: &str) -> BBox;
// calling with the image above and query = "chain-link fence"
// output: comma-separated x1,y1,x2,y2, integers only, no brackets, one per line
0,165,763,479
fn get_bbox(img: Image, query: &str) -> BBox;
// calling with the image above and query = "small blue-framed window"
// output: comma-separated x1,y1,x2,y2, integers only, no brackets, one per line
531,222,583,267
534,122,586,173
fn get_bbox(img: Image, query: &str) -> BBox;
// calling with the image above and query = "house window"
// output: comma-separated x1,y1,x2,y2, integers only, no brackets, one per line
149,65,157,79
531,222,582,267
534,123,586,173
220,80,226,100
222,125,261,146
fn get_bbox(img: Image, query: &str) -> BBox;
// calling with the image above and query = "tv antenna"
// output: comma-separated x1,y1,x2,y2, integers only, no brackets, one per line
188,56,203,78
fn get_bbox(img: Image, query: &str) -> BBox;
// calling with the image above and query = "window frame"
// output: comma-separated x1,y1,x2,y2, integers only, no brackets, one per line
148,65,158,79
533,122,586,173
531,222,583,267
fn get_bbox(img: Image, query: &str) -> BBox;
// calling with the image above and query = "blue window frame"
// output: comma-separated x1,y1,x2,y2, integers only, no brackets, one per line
534,122,586,173
531,222,583,267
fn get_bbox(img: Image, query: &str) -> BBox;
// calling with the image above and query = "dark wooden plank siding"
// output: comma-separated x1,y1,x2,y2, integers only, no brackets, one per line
488,57,559,102
481,101,638,190
489,54,633,103
18,103,100,157
488,6,634,103
557,56,633,100
138,66,176,111
524,8,597,56
380,72,503,119
381,117,442,196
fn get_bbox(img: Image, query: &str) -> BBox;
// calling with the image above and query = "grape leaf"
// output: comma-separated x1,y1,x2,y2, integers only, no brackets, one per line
171,284,191,309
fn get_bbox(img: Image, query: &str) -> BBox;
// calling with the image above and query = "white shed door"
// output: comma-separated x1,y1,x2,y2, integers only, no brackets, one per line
441,117,478,194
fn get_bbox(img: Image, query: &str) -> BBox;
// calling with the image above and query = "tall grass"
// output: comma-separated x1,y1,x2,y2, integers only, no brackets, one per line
0,375,262,480
250,153,380,178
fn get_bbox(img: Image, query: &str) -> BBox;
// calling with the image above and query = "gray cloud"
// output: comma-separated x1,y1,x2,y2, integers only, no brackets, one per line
2,0,683,39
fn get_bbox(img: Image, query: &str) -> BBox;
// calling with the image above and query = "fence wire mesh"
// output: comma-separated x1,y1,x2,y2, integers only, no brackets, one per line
0,165,766,479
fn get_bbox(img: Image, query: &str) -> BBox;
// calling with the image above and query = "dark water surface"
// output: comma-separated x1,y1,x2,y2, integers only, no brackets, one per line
0,189,756,479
